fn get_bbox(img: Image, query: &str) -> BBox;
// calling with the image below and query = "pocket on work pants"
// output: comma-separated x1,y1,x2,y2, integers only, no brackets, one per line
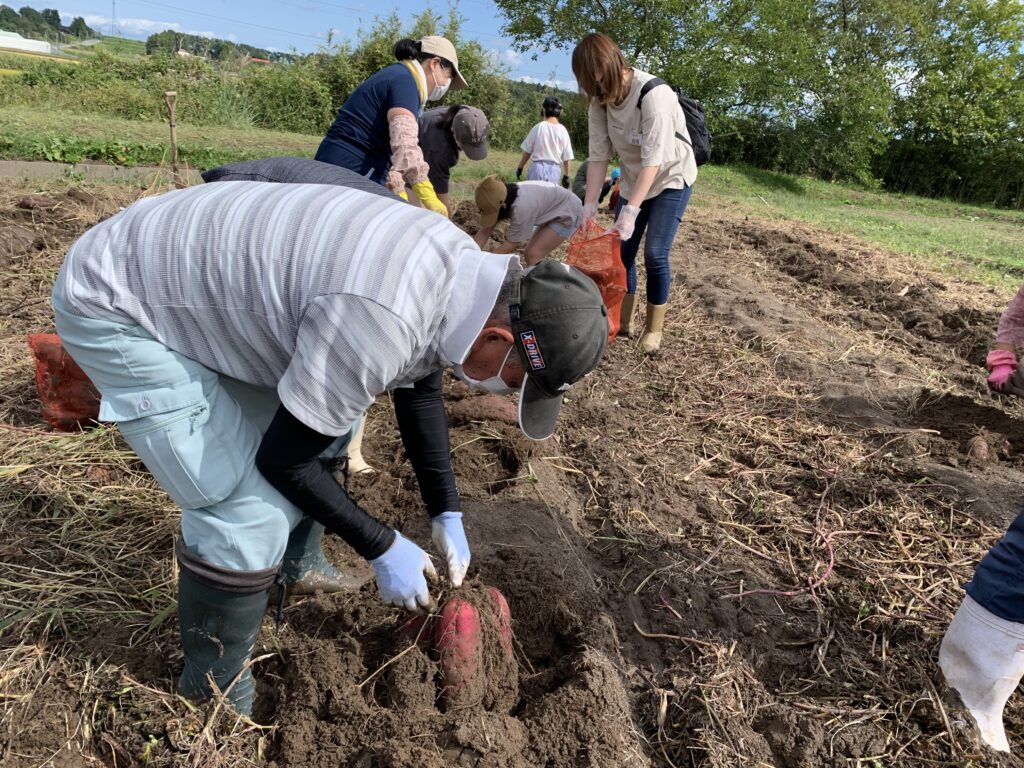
110,380,255,510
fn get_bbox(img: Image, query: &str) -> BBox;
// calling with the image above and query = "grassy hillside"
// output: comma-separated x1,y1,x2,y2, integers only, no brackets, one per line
1,105,1021,286
0,106,319,168
65,36,147,57
698,166,1024,288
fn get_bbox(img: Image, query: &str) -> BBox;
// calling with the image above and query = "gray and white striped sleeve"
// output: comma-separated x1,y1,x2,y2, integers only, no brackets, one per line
278,294,425,437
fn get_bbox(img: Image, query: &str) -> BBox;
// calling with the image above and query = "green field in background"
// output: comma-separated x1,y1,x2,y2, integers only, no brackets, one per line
2,105,1020,287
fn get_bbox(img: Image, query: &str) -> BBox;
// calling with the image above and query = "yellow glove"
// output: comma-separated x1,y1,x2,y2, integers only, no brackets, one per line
411,180,448,217
397,189,409,201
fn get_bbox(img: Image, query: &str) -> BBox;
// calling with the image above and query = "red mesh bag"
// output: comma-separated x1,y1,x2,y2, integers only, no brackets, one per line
27,334,100,431
566,223,628,345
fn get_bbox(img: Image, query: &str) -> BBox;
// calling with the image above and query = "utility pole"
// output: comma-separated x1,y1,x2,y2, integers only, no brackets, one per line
110,0,118,37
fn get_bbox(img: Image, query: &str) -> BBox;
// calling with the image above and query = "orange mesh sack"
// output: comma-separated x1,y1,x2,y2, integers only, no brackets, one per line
27,334,100,431
566,223,628,345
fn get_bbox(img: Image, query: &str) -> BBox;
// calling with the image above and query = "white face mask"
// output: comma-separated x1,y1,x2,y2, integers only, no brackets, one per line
453,346,515,394
428,62,451,101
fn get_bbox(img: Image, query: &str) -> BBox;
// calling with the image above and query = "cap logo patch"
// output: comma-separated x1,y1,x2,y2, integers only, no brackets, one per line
520,331,546,370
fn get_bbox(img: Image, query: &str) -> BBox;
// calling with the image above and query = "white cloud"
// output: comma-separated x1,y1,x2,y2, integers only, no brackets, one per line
500,48,522,66
486,47,528,69
516,74,578,91
64,11,218,39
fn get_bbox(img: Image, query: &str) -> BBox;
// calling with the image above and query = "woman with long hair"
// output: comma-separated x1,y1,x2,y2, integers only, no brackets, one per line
572,32,697,353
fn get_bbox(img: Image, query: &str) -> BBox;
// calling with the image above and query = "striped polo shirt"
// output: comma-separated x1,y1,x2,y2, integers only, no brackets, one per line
56,181,511,436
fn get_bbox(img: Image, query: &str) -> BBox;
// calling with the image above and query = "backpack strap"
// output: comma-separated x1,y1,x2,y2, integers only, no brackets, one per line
636,77,667,109
635,76,692,148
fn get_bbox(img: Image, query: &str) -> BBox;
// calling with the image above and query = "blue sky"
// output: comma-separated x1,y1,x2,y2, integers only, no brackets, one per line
56,0,578,87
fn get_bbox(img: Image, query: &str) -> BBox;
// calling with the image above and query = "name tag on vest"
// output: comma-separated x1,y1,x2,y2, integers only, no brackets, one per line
628,131,643,146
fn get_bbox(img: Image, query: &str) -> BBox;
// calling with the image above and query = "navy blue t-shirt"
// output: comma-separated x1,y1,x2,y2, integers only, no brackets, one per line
315,63,422,185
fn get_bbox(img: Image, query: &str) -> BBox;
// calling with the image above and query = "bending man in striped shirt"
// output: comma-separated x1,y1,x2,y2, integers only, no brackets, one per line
51,180,608,715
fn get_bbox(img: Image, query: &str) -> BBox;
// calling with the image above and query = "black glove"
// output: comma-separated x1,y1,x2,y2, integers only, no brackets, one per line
561,175,570,188
515,167,523,180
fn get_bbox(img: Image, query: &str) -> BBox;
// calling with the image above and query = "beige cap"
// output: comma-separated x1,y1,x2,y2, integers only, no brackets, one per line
419,36,467,90
475,175,507,228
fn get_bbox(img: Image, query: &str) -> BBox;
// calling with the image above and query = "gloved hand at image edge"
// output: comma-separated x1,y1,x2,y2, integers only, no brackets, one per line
411,180,449,217
561,175,570,188
612,204,641,241
431,511,470,587
369,532,437,610
987,348,1018,392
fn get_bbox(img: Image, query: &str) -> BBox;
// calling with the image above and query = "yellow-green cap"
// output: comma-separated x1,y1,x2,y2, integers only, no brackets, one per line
475,174,507,229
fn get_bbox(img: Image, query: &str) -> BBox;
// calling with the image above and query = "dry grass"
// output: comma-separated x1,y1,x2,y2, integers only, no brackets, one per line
0,177,1020,766
556,211,1020,765
0,178,271,767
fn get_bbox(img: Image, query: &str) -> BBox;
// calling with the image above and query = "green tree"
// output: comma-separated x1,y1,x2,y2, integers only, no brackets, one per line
0,5,26,34
17,6,49,37
40,8,59,29
67,15,94,38
491,0,1024,201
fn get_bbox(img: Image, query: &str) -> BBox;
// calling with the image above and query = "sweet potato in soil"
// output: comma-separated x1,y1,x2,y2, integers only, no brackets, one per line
2,180,1024,767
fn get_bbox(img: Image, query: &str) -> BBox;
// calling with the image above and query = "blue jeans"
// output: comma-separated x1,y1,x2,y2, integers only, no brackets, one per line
52,287,354,572
966,507,1024,623
615,185,693,305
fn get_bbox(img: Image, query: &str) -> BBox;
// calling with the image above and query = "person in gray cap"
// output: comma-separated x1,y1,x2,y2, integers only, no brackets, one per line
413,105,490,216
52,180,607,716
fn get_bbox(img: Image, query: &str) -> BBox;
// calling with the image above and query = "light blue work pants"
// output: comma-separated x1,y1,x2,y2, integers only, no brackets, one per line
527,159,561,183
52,290,353,572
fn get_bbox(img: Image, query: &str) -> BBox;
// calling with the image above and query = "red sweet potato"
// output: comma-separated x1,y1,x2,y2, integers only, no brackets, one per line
433,598,481,706
486,587,513,659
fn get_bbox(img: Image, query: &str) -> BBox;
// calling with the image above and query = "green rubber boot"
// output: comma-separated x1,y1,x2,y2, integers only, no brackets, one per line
281,516,366,595
177,570,268,715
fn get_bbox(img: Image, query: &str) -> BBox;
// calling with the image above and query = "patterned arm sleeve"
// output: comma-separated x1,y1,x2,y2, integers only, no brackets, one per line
389,113,430,186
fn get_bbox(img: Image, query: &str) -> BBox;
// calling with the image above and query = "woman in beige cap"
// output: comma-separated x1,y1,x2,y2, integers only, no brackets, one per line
316,36,466,217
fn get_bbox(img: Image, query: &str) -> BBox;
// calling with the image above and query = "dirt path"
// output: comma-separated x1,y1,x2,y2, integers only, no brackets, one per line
1,181,1023,766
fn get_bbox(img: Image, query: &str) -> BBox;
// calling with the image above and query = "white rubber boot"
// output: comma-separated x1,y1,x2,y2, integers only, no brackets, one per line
939,594,1024,752
345,418,375,475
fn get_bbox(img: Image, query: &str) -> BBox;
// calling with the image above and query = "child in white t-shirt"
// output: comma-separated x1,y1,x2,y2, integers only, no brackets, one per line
517,96,574,187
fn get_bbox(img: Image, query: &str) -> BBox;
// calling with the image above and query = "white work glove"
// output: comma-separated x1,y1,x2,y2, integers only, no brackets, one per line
369,532,437,610
612,204,641,241
582,201,598,226
431,511,471,587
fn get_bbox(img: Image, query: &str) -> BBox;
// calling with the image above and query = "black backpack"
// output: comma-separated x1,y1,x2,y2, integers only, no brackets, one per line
637,77,711,166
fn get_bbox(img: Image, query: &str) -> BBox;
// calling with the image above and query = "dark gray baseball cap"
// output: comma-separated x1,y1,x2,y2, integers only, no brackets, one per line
452,106,489,161
509,261,609,440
